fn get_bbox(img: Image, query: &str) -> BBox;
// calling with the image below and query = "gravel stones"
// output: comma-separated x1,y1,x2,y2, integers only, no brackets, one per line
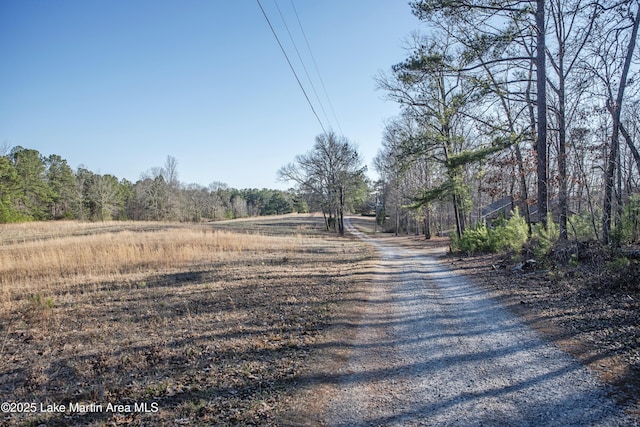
322,221,634,426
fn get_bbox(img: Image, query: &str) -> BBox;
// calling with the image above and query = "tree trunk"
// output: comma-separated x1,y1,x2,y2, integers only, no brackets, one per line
536,0,549,226
603,3,640,244
321,207,329,231
452,193,463,239
555,21,568,241
619,122,640,174
514,143,533,235
338,186,345,236
558,82,568,240
424,208,431,240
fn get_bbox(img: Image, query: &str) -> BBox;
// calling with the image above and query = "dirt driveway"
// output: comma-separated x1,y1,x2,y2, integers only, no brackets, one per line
287,219,634,426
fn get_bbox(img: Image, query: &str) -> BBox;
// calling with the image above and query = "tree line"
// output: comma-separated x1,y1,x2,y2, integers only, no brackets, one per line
0,147,298,223
371,0,640,245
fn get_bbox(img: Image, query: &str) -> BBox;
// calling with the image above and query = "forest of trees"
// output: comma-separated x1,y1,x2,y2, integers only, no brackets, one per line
373,0,640,246
0,148,298,223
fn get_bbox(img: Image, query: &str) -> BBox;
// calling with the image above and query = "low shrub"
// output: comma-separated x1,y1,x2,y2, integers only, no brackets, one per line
452,208,529,254
568,209,601,241
31,293,54,310
530,214,559,260
612,194,640,244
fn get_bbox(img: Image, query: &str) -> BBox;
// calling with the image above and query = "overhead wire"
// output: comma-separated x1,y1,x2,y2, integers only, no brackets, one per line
255,0,327,134
289,0,344,137
272,0,333,132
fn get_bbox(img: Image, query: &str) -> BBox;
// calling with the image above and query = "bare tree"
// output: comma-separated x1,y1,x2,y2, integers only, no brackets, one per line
546,0,599,239
279,131,366,235
601,1,640,244
163,155,180,188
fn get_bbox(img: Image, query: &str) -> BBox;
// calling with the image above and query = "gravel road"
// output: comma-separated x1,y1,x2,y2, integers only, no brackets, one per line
321,219,634,426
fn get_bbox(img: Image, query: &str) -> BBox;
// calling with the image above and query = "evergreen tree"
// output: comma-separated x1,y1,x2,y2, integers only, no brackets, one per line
0,156,27,223
10,147,52,220
46,154,80,219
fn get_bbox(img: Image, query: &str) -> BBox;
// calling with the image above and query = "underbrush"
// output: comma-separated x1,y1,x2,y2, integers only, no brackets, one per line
451,209,529,255
546,239,640,294
452,209,640,292
603,256,640,292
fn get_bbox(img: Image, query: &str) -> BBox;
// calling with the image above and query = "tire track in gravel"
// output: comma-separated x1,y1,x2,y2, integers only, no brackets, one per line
321,219,634,426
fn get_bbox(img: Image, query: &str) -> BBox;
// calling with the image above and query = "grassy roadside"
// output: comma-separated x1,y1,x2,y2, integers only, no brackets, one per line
0,214,374,426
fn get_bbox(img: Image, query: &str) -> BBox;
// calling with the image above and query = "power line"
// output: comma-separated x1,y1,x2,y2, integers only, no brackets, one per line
256,0,327,134
273,0,333,131
289,0,344,136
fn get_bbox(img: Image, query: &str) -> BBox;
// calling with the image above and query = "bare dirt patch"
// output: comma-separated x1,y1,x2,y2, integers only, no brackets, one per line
0,215,374,426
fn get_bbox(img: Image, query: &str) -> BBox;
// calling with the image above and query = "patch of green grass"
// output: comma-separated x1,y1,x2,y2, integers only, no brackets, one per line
31,293,54,310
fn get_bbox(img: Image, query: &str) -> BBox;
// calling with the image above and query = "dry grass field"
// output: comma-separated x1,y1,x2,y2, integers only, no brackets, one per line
0,214,374,426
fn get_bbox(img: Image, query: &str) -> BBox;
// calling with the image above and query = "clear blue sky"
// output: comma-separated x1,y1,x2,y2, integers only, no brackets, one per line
0,1,421,190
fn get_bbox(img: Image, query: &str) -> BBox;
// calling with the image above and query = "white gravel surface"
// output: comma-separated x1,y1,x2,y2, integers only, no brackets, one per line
322,220,634,426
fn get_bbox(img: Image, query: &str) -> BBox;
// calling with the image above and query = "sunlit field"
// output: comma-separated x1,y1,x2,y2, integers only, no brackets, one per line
0,221,304,304
0,214,374,426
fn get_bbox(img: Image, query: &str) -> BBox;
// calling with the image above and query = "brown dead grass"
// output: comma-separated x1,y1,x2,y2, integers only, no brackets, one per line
0,214,375,426
0,222,303,304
